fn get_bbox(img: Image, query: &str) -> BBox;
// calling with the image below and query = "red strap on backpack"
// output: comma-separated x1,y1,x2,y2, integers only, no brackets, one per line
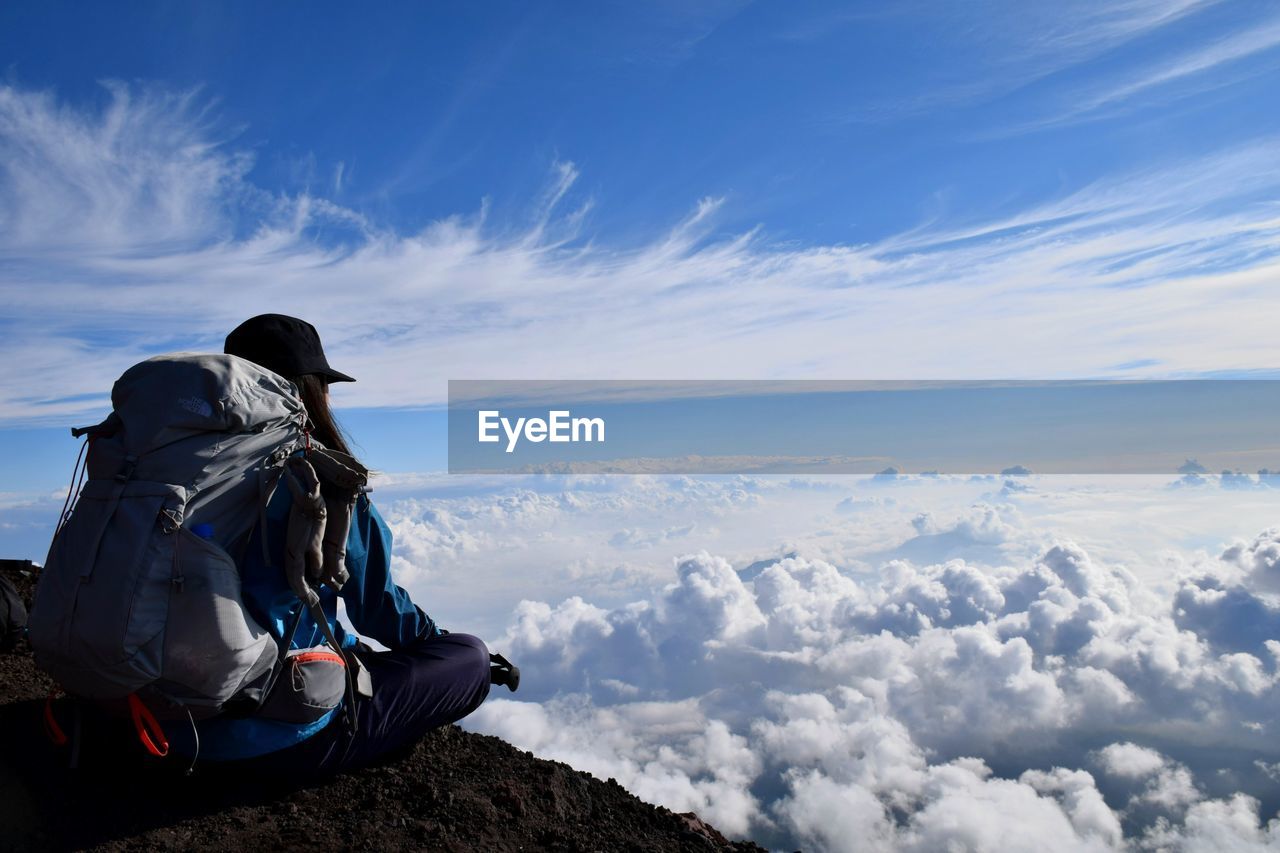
127,693,169,758
43,688,68,747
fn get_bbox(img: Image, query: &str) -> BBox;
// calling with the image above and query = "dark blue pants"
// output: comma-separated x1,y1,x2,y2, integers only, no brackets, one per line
243,631,492,775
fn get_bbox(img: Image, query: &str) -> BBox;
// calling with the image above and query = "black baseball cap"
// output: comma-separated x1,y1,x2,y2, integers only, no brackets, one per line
224,314,356,383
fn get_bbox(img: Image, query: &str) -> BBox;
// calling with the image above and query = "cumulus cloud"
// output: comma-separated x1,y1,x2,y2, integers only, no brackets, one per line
1223,529,1280,596
453,478,1280,850
1139,793,1280,852
877,502,1024,566
1171,470,1280,492
467,696,762,837
9,456,1270,849
836,495,893,513
1096,742,1168,779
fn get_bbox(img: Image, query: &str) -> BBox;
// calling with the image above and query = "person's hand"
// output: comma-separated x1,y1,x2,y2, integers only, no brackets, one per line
490,652,520,692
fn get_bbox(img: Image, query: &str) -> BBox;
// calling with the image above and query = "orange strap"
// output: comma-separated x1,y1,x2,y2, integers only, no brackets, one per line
43,689,68,747
291,650,346,666
127,693,169,758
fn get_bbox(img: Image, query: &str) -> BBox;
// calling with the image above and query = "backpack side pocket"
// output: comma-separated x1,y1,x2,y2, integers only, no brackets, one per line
30,479,181,697
159,528,275,714
257,646,348,724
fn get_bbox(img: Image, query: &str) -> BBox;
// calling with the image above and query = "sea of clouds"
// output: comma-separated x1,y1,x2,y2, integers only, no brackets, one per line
367,471,1280,851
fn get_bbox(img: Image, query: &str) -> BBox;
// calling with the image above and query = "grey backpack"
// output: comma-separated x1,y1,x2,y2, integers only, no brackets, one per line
28,353,366,743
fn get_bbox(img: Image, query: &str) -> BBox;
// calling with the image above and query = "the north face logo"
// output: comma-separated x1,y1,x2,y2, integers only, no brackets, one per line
178,396,214,418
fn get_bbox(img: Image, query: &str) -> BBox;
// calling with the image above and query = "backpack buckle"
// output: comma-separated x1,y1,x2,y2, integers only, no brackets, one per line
115,454,139,483
158,507,183,534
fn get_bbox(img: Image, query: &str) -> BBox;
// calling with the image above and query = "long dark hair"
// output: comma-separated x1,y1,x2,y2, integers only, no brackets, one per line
291,373,359,463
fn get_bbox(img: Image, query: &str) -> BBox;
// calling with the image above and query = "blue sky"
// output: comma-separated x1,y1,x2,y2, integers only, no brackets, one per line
4,1,1280,555
4,1,1277,245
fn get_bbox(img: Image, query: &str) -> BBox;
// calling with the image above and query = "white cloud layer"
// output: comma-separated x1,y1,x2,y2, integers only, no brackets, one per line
428,474,1280,851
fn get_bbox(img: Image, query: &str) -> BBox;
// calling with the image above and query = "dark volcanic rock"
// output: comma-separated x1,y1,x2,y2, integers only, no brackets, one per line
0,565,765,852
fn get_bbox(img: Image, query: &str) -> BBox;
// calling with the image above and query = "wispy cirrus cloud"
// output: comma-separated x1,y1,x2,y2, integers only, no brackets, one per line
1,81,1280,426
996,12,1280,133
822,0,1221,120
1079,14,1280,108
791,1,1216,57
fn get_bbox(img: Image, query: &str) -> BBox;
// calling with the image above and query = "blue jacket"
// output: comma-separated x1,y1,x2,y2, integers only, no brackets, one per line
166,483,438,761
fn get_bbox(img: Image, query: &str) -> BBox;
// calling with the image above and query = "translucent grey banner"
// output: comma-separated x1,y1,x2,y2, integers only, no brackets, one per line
447,380,1280,475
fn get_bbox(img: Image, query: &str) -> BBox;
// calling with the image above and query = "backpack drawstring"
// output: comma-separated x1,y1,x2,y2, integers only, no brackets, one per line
50,435,91,545
184,706,199,776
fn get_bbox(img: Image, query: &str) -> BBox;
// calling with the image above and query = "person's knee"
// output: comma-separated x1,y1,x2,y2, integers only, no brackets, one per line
407,632,493,712
451,634,493,711
447,631,489,656
444,632,490,673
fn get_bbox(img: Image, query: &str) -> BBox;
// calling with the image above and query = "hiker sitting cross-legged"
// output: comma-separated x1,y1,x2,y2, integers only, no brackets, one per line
29,313,518,775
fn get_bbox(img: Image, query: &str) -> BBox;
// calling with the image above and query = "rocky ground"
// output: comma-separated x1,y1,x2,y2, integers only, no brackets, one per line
0,564,767,852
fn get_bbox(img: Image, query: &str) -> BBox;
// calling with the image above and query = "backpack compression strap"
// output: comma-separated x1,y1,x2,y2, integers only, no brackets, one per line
282,456,326,608
280,454,361,734
308,446,370,591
